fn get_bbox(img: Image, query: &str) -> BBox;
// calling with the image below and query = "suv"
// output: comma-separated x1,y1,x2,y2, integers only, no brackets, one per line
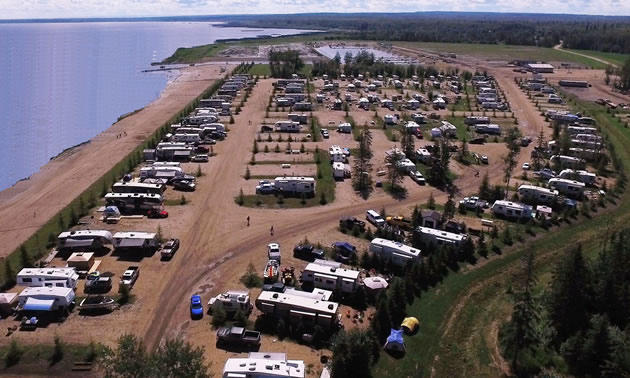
191,154,209,163
256,180,275,195
85,276,112,293
160,238,180,259
173,180,196,192
321,129,330,139
339,216,366,232
293,244,325,261
409,171,426,185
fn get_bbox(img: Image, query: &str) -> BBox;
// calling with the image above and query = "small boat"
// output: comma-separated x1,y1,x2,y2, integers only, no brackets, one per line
79,295,116,311
263,260,279,283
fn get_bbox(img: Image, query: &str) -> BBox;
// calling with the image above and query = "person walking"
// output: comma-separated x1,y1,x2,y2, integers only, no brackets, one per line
270,226,274,236
247,216,250,227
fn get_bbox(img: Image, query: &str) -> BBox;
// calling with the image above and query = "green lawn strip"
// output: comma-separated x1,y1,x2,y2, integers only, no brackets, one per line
445,116,471,140
565,49,630,67
0,341,102,372
160,44,226,64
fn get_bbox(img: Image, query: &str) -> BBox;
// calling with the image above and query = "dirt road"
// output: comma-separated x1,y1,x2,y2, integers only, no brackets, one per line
0,65,230,259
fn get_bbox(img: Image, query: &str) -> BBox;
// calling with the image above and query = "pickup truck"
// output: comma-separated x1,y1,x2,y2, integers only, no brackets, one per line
120,266,140,288
386,216,413,229
216,326,261,347
160,238,180,259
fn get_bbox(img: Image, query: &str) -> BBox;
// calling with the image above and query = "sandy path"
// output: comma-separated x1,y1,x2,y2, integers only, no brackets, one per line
0,65,230,259
553,43,618,68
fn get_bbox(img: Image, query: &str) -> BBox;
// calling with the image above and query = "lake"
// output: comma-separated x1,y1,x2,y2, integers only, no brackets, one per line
0,22,309,190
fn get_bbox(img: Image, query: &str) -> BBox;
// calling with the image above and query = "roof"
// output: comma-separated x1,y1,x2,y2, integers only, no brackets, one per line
363,277,389,290
18,286,74,298
303,263,360,280
68,252,94,262
0,293,17,305
416,227,467,242
113,232,157,240
527,63,554,69
117,238,148,248
492,200,532,210
386,329,404,345
222,356,305,378
401,317,420,333
61,238,95,248
370,238,421,259
273,177,315,182
18,268,78,280
58,230,113,241
256,291,339,316
420,210,442,221
518,185,557,195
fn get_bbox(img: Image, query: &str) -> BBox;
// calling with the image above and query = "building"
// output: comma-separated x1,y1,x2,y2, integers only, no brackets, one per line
17,286,75,312
491,200,533,220
415,226,468,246
112,232,159,250
16,268,79,289
301,263,360,293
255,290,339,328
369,238,421,266
527,63,554,73
222,353,305,378
420,210,442,229
57,230,113,251
66,252,96,275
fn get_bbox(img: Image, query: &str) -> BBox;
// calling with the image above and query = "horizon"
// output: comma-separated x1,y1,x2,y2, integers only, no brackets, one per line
2,4,630,21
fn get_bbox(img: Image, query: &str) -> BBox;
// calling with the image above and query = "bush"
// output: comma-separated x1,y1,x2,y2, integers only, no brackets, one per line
319,192,327,205
237,189,245,206
240,262,262,288
211,305,227,328
4,339,21,367
51,334,64,364
179,195,188,205
118,283,131,305
244,167,251,180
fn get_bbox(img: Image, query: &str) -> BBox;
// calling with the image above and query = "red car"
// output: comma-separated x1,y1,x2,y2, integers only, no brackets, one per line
414,128,424,139
147,209,169,219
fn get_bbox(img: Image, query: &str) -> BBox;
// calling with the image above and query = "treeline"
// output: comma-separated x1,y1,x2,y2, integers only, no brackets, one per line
502,230,630,376
226,13,630,54
269,50,304,78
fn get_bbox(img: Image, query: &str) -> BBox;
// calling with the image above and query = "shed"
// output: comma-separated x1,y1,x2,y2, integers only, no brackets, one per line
363,277,389,292
384,329,406,353
420,210,442,229
67,252,95,271
401,317,420,335
0,293,17,316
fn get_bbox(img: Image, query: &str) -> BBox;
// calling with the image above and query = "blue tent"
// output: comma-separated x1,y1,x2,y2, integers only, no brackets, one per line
384,328,406,353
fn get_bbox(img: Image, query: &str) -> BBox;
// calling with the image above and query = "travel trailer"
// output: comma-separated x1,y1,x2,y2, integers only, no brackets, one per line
17,286,75,312
255,290,339,328
274,121,301,133
332,162,345,180
57,230,113,250
518,185,559,204
16,268,79,289
415,148,432,164
491,200,533,220
415,227,468,246
369,238,421,266
221,353,305,378
112,232,159,250
300,263,360,293
172,133,201,144
273,177,316,196
105,193,163,212
139,166,185,179
112,181,164,195
465,116,490,125
548,178,586,197
209,291,252,314
550,155,586,169
558,169,597,185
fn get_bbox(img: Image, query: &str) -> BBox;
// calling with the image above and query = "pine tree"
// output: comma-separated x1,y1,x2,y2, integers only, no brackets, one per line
478,172,491,199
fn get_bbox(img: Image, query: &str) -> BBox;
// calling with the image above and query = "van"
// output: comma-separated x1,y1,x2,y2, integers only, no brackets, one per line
366,210,385,228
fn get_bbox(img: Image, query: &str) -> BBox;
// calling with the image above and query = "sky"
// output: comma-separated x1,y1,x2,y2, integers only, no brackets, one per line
0,0,629,19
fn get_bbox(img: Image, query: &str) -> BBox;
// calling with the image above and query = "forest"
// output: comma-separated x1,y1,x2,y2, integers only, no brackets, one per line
222,13,630,54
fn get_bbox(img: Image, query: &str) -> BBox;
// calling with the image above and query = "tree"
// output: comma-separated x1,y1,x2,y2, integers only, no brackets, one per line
152,338,211,378
503,127,522,198
352,124,373,196
20,245,34,269
401,131,415,160
268,50,304,79
533,128,545,170
385,151,404,191
101,334,150,378
443,191,456,220
387,277,407,325
427,191,436,209
330,329,379,378
371,292,392,342
457,138,469,163
240,261,262,288
429,139,451,187
211,305,227,328
51,334,64,365
478,171,491,200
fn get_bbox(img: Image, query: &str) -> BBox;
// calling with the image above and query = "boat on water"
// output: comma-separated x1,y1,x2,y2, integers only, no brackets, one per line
263,260,280,283
79,295,116,311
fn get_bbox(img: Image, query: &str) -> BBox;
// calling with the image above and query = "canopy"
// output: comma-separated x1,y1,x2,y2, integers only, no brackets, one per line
68,252,94,263
63,238,95,248
363,277,389,291
118,238,146,248
0,293,17,305
23,298,55,312
384,329,406,352
401,317,420,334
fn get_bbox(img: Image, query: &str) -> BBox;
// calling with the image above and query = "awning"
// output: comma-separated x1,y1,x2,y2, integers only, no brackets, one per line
63,238,95,248
23,298,55,311
117,238,146,248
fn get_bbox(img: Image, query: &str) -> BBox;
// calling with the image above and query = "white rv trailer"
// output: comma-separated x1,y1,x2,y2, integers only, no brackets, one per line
415,148,432,164
112,232,159,250
337,123,352,133
273,177,316,196
172,133,201,143
550,155,586,169
255,290,339,328
300,263,360,293
328,145,346,163
139,166,185,179
518,185,559,204
17,268,79,289
549,178,586,196
574,134,602,142
105,193,163,212
57,230,113,250
222,353,305,378
332,162,345,180
209,290,252,314
491,200,533,220
284,287,333,301
369,238,421,266
465,116,490,125
112,181,164,195
173,127,203,135
558,169,597,185
18,286,75,312
415,227,468,246
202,123,226,132
274,121,301,133
567,126,598,135
186,114,218,126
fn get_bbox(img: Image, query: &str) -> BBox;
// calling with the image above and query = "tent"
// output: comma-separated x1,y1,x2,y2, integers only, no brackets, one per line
384,329,406,353
401,317,420,335
67,252,95,271
0,293,17,316
363,277,389,292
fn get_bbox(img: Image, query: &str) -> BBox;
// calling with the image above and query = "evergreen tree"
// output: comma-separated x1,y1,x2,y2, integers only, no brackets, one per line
478,172,491,200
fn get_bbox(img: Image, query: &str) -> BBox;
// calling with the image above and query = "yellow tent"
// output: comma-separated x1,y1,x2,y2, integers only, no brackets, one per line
401,317,419,334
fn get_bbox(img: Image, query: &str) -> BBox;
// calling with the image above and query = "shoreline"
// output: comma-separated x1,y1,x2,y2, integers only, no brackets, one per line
0,64,231,259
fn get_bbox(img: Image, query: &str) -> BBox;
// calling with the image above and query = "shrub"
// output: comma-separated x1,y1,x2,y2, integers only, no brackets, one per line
51,334,64,364
211,305,227,327
179,195,188,205
4,339,21,367
118,283,131,305
319,192,327,205
238,189,245,206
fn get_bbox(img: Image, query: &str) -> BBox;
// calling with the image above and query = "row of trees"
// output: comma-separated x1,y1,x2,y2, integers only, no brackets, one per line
268,50,304,79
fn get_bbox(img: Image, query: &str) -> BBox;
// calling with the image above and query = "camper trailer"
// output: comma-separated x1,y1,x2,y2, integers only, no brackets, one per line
105,193,163,212
112,181,164,195
369,238,421,266
474,124,501,135
558,169,597,185
550,155,586,169
18,287,75,312
415,148,432,163
328,145,347,163
517,185,559,204
549,178,586,197
273,177,315,196
139,166,185,179
332,162,345,180
301,263,360,293
465,116,490,125
209,291,252,314
415,227,468,246
274,121,301,133
57,230,113,250
17,268,79,289
337,123,352,133
491,200,533,220
172,133,201,144
112,232,159,250
255,291,339,328
221,353,305,378
287,113,308,124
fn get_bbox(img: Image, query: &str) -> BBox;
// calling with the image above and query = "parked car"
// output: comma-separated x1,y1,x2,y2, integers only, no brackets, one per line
173,180,196,192
194,146,209,153
459,196,488,210
386,216,413,229
260,125,273,132
120,266,140,288
332,242,356,262
85,276,112,293
339,216,366,232
522,162,531,170
147,209,169,219
409,171,426,185
216,327,261,348
321,129,330,139
160,238,180,259
190,294,203,319
293,244,325,261
191,154,209,163
256,180,275,195
534,168,556,179
481,155,489,164
267,243,281,263
261,282,286,293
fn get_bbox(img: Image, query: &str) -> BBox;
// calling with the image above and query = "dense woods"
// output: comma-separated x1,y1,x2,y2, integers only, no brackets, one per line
268,50,304,78
224,13,630,54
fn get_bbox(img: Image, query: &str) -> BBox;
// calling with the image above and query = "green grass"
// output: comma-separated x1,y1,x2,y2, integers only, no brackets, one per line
0,341,103,373
445,116,471,140
238,150,335,208
161,44,226,64
566,49,630,67
248,64,313,78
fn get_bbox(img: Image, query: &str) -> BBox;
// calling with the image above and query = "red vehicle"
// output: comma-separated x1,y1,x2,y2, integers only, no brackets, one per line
414,128,424,139
147,209,169,219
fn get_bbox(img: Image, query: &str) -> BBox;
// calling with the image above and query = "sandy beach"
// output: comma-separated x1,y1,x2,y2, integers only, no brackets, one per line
0,64,232,259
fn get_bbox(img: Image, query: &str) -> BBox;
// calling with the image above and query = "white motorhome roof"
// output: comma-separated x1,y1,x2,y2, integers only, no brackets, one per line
222,356,305,378
18,286,74,299
274,177,315,182
58,230,113,240
332,162,345,170
303,263,360,280
492,200,532,210
113,232,157,239
17,268,78,280
549,178,586,187
105,193,163,201
518,185,558,195
370,238,421,258
257,291,339,316
416,227,467,242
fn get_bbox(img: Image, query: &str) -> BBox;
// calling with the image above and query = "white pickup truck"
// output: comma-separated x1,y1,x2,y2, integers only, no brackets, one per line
120,266,140,288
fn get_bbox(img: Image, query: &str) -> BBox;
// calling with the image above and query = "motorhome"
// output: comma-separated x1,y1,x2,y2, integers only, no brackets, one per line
474,124,501,135
465,116,490,125
173,127,203,136
406,99,420,110
548,94,563,104
396,158,417,173
415,227,468,246
221,353,305,378
491,200,533,220
301,263,360,293
439,121,457,138
332,162,345,180
186,114,218,126
558,169,597,185
209,291,252,314
412,113,427,124
546,110,579,123
287,113,308,124
273,177,316,196
199,98,224,108
405,121,420,134
549,178,586,197
517,185,559,204
369,238,421,266
112,232,159,250
18,286,75,312
17,268,79,289
274,121,301,133
384,114,398,125
139,166,185,179
256,291,339,328
328,145,346,163
171,133,201,144
57,230,113,250
105,193,163,212
569,147,600,160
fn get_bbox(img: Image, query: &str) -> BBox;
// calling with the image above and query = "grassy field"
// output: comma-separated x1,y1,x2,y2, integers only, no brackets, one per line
566,49,630,67
372,97,629,376
247,64,313,77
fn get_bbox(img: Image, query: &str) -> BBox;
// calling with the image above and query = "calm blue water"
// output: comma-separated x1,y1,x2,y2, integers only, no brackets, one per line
0,22,309,190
